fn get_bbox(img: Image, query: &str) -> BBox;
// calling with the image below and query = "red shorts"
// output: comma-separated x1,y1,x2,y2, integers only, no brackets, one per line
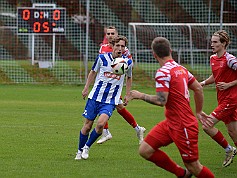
211,102,237,124
144,120,199,163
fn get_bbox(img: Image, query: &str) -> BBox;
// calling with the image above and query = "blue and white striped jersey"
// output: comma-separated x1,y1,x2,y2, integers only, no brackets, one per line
88,52,133,105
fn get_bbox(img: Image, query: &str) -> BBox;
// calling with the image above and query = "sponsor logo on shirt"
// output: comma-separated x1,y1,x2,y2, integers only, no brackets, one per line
104,72,121,80
174,69,186,77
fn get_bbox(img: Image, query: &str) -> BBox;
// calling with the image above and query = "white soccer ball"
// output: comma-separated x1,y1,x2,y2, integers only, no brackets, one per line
111,58,128,75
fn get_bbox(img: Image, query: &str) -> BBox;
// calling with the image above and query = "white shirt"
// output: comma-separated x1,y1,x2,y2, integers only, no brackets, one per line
88,52,132,105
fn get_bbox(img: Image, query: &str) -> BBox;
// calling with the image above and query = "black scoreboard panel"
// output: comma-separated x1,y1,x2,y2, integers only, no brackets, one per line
17,7,66,35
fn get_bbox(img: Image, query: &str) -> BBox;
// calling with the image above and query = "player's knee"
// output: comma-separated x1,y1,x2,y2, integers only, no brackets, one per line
138,144,150,159
138,146,146,159
184,161,203,176
96,122,105,132
81,124,92,134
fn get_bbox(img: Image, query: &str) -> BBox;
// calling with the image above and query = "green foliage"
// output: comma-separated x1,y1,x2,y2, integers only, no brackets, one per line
132,66,155,87
0,85,236,178
0,60,211,85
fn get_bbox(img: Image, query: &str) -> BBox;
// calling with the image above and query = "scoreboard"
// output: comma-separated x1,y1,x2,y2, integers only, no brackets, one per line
17,7,66,35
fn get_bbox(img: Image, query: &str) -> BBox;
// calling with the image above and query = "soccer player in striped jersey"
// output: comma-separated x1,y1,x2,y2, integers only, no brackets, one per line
200,30,237,167
75,35,133,160
97,26,146,145
127,37,214,177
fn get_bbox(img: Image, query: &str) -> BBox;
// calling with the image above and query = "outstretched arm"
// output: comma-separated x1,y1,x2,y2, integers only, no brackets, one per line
127,90,168,107
200,74,215,86
123,76,132,106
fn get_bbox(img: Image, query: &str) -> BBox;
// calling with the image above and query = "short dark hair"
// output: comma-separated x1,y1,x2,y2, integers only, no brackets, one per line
151,37,171,58
111,35,128,46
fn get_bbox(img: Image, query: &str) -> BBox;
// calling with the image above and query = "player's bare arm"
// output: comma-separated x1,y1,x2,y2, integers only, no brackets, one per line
82,70,97,99
197,112,214,129
216,79,237,90
128,90,168,106
200,74,215,86
189,80,204,113
123,76,132,106
189,80,214,128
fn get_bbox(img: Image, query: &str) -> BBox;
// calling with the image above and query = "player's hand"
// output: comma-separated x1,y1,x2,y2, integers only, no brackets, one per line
125,91,135,102
82,87,89,100
216,82,231,90
199,81,205,87
128,90,144,100
196,111,214,129
123,95,129,106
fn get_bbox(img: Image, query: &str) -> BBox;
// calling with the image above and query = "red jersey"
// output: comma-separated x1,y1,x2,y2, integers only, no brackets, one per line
155,60,196,130
210,52,237,103
99,44,112,54
99,44,132,59
100,35,108,46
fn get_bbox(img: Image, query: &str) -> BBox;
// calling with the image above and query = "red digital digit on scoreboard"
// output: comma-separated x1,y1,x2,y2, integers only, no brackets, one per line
17,7,66,34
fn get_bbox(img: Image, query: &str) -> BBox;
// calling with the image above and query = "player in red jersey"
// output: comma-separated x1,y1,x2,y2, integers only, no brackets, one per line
96,26,146,145
200,30,237,167
99,26,132,59
100,27,108,46
127,37,215,177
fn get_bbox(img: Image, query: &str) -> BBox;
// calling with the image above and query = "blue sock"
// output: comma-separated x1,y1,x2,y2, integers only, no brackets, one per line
86,128,102,147
78,131,88,151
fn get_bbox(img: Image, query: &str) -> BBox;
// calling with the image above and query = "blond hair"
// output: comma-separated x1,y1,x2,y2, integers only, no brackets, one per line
213,30,230,48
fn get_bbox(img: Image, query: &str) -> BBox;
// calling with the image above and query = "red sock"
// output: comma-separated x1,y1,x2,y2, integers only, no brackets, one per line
104,122,109,129
148,149,185,177
117,108,137,128
197,166,214,178
212,130,228,149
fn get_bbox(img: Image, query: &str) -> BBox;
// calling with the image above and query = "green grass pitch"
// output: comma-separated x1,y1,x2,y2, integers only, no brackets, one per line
0,85,236,178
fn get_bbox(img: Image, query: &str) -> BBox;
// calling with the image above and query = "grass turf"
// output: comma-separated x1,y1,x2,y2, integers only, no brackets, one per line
0,85,236,178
